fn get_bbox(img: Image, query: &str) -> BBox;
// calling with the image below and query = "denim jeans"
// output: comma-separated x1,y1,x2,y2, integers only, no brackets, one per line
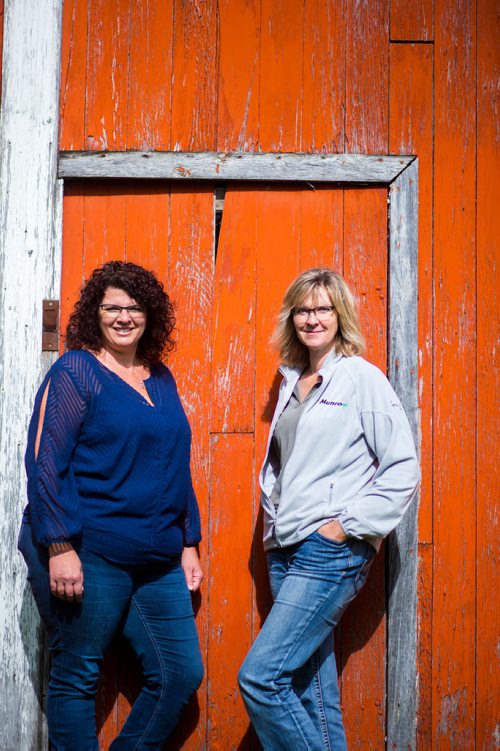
238,531,375,751
18,523,203,751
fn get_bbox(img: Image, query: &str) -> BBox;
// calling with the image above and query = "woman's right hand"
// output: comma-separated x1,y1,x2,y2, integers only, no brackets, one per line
48,547,84,602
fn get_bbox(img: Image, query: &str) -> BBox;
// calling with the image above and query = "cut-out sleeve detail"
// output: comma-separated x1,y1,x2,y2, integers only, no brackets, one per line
29,360,90,547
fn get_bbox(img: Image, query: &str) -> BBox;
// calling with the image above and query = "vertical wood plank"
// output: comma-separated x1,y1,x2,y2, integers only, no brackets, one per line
207,434,254,750
123,183,170,283
299,187,344,272
81,185,127,275
433,0,477,746
387,160,419,751
476,0,500,746
417,543,433,750
217,0,260,151
259,0,304,151
344,189,388,367
342,187,388,749
345,0,389,154
170,0,218,151
389,43,433,750
302,0,345,152
60,186,85,346
211,189,257,433
389,44,433,543
85,0,131,150
126,1,173,150
253,189,301,640
59,0,88,149
167,185,214,750
0,1,63,749
390,0,433,41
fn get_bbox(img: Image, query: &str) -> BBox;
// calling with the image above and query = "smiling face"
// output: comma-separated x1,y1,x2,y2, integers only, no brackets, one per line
98,286,147,357
293,286,339,362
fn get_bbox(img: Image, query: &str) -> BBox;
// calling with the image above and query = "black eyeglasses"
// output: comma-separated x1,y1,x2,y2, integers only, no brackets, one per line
99,304,146,319
292,306,335,320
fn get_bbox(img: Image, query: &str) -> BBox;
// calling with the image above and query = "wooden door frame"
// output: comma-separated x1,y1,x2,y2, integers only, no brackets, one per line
60,150,421,749
0,0,418,744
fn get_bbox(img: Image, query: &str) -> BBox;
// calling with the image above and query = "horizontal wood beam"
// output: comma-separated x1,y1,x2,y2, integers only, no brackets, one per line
59,150,415,184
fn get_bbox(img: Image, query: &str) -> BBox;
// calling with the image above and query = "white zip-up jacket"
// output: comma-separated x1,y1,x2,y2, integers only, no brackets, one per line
260,351,420,551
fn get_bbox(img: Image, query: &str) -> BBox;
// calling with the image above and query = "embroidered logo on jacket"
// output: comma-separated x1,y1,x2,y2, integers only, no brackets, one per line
320,398,348,407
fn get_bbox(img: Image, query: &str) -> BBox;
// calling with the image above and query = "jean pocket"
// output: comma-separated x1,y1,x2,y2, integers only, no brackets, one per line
353,547,375,594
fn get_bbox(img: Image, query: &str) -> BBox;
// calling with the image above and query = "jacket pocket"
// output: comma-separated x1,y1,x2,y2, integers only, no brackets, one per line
327,478,343,515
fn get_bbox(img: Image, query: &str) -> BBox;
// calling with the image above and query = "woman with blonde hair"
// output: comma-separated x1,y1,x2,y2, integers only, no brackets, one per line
239,268,419,750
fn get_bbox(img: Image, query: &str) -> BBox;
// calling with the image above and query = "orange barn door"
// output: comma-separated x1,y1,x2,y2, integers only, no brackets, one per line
61,181,389,750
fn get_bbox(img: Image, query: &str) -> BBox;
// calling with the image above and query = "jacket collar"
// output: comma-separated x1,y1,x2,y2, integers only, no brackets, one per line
279,348,344,383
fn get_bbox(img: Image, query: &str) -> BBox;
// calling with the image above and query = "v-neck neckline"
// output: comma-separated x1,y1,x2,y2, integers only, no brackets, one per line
88,351,156,408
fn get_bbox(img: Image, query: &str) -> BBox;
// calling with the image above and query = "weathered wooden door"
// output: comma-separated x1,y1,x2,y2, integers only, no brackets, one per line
61,181,390,749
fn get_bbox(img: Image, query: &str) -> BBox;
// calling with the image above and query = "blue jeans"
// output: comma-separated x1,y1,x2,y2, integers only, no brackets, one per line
238,531,375,751
18,523,203,751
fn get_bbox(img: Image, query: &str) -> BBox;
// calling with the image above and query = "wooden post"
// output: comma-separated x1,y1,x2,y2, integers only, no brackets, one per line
0,1,63,749
387,158,420,750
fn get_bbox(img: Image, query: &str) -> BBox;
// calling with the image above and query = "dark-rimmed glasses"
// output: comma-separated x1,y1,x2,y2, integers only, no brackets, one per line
292,306,335,320
99,304,146,319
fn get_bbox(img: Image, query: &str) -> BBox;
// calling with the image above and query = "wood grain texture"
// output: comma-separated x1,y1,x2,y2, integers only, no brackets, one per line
259,0,304,150
302,0,345,152
417,543,433,751
389,43,432,750
127,1,173,149
476,0,500,746
387,161,419,751
85,0,131,150
253,189,301,648
0,1,63,749
60,185,85,345
217,0,260,151
433,0,477,746
299,187,344,271
211,189,257,433
167,185,214,750
342,188,388,748
207,434,254,750
59,151,414,182
170,0,218,151
390,0,433,41
59,0,87,149
124,183,170,279
345,0,389,153
389,43,433,544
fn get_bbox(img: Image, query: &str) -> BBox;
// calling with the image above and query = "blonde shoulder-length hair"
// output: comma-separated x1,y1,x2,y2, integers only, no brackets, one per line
271,268,365,368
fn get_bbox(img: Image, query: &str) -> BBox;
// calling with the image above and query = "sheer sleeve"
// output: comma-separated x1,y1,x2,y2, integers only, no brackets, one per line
28,361,90,547
183,482,202,547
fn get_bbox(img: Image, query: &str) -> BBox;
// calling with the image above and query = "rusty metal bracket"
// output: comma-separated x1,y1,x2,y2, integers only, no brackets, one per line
42,299,59,351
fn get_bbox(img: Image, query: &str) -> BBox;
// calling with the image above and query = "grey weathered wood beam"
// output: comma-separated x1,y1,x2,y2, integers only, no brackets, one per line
58,150,415,183
0,1,63,749
387,158,419,751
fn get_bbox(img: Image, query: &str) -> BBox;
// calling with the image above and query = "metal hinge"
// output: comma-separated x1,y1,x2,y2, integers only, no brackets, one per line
42,299,60,351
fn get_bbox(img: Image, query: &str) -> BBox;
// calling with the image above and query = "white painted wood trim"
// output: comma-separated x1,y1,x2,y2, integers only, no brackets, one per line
58,150,415,183
0,2,63,749
387,159,420,751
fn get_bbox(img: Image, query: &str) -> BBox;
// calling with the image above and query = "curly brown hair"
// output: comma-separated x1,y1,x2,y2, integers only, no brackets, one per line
65,261,175,365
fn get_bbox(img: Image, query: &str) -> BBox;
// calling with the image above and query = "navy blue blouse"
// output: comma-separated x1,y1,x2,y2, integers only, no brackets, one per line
23,350,201,565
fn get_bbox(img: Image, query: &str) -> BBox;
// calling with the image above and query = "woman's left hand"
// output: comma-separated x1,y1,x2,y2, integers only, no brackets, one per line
317,519,348,543
181,547,203,592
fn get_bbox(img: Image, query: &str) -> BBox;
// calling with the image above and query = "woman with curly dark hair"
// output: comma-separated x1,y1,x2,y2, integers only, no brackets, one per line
19,261,204,750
